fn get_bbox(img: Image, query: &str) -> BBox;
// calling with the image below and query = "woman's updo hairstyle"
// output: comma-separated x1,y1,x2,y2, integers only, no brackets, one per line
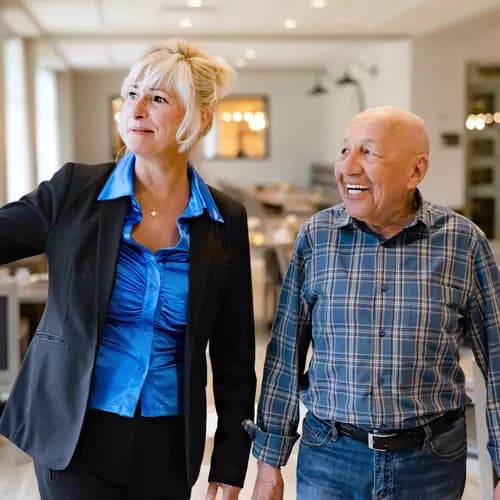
120,38,234,153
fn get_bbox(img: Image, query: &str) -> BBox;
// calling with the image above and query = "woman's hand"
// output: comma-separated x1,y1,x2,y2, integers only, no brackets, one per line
206,481,241,500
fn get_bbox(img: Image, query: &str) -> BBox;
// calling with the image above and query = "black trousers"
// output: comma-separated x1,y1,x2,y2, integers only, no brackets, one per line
34,409,191,500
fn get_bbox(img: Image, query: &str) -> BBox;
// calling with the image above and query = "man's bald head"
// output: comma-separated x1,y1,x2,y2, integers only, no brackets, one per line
348,106,430,158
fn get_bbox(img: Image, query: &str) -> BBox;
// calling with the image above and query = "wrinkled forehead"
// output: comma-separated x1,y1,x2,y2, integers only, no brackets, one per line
342,115,395,145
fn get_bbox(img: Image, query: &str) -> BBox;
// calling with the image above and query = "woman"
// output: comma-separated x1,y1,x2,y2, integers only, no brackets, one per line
0,38,256,500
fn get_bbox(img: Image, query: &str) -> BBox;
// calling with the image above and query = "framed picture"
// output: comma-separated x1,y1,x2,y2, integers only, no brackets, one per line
110,95,125,159
204,95,269,160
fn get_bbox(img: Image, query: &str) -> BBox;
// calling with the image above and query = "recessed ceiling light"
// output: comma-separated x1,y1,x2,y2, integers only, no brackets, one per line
179,18,192,28
244,49,256,60
283,19,298,29
311,0,326,7
187,0,203,7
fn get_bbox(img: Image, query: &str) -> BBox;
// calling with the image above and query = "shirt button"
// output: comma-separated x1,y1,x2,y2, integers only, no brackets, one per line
381,284,388,292
379,329,386,337
377,377,384,386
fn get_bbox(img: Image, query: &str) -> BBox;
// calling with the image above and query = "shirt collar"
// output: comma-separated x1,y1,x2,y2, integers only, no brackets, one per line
184,166,224,223
412,190,432,231
97,152,224,223
333,189,430,233
97,153,135,200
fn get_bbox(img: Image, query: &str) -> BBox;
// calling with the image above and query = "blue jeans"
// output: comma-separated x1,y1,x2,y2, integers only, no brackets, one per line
296,411,467,500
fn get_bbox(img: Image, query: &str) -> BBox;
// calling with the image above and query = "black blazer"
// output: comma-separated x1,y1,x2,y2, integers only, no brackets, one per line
0,162,256,488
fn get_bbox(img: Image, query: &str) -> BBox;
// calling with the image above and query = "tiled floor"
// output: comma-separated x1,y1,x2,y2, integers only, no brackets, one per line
0,253,486,499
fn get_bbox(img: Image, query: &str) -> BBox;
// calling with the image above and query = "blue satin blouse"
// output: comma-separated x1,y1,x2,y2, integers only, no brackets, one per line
87,153,223,417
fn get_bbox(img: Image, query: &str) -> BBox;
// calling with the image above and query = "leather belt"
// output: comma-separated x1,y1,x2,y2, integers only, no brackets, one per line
335,408,464,452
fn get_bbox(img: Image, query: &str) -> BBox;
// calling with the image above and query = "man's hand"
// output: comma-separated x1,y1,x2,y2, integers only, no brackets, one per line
206,482,241,500
250,461,284,500
493,480,500,500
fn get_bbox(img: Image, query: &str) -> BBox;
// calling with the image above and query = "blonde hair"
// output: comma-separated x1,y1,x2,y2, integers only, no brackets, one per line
120,38,235,153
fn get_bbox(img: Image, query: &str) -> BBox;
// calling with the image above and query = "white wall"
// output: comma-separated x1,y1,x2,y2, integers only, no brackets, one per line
320,40,412,164
0,18,7,205
4,38,33,201
203,69,324,188
413,11,500,208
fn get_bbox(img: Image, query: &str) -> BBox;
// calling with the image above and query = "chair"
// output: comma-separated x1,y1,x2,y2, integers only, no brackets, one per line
0,279,21,403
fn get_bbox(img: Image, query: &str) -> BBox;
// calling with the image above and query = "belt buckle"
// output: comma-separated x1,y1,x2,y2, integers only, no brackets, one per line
368,432,398,451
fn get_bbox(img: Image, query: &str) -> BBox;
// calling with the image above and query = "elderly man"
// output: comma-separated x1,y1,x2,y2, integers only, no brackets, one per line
245,107,500,499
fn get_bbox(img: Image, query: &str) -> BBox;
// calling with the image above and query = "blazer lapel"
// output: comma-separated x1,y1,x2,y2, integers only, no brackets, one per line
185,214,229,353
185,215,211,358
95,197,128,337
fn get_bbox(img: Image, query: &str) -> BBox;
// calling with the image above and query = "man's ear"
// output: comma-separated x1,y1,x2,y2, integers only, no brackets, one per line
407,154,429,189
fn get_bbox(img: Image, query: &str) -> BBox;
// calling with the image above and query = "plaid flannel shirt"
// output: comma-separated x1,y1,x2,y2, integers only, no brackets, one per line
245,193,500,472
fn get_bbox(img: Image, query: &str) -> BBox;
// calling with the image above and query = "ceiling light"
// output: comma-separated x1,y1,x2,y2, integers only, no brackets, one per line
283,19,298,29
336,72,358,86
308,81,329,96
311,0,326,7
187,0,203,6
179,18,192,28
244,49,256,60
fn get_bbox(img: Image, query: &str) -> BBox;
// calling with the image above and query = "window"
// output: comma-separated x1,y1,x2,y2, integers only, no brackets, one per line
35,66,60,183
4,37,32,201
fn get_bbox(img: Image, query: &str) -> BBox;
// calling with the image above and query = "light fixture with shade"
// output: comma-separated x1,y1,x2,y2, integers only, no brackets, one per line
308,72,329,96
307,61,378,112
335,71,366,111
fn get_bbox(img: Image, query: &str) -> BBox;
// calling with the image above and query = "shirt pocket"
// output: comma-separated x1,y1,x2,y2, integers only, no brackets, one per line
33,331,69,345
403,278,467,338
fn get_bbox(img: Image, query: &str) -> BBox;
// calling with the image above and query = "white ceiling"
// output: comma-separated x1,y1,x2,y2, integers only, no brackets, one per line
3,0,500,70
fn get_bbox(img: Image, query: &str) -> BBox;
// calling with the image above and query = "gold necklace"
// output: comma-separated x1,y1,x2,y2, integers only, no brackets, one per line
150,207,158,217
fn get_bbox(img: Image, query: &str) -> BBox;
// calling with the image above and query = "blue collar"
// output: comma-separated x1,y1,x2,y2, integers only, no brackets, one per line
97,153,224,223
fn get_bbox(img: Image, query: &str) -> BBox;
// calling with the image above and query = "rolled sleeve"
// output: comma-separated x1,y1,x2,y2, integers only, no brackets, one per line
244,224,312,468
468,236,500,475
242,420,299,467
487,443,500,477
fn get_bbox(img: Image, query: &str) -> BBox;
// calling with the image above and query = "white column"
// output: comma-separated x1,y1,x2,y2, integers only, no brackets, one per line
4,37,34,201
0,13,7,205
